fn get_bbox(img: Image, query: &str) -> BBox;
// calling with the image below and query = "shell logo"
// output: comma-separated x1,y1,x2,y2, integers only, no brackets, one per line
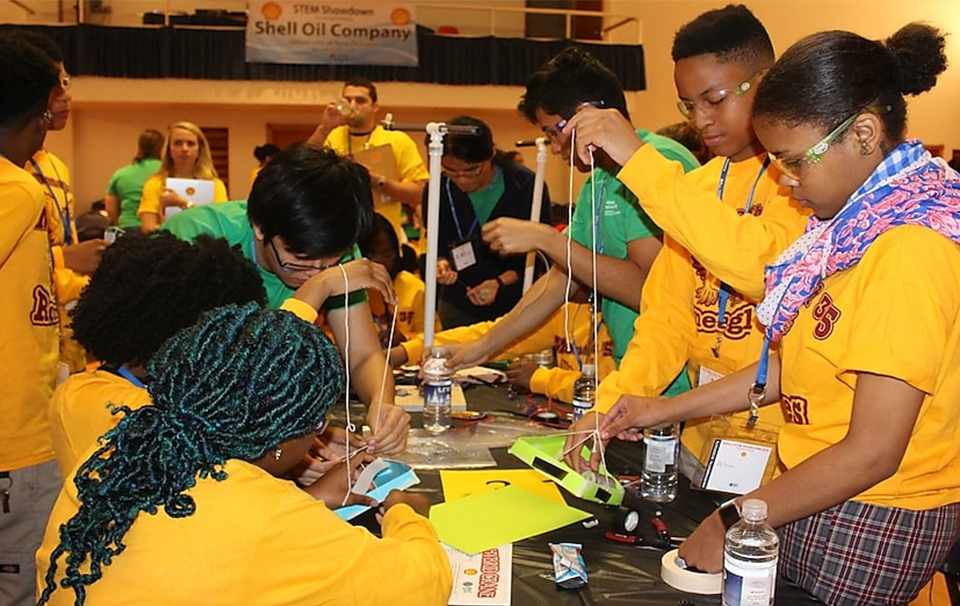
391,8,411,26
262,2,282,20
185,187,196,196
463,568,478,576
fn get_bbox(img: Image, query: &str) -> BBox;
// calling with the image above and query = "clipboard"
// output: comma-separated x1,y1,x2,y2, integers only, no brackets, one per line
351,144,399,209
164,177,216,218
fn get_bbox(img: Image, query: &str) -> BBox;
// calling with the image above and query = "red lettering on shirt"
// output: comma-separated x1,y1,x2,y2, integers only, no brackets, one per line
30,284,58,326
781,394,810,425
695,301,755,341
811,292,841,340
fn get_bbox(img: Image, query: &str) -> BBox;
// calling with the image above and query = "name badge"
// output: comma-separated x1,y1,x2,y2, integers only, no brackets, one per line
698,365,725,387
450,241,477,271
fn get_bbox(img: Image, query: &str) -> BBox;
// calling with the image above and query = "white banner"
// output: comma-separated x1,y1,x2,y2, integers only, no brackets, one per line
246,1,418,66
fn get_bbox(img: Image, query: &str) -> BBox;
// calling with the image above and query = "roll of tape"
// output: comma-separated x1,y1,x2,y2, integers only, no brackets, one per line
660,549,722,595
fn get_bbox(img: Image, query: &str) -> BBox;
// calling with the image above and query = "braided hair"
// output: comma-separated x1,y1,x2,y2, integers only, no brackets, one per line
38,302,344,605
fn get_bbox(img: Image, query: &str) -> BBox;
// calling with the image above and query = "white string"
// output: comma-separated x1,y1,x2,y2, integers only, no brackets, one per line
338,264,355,507
563,129,576,352
373,296,401,437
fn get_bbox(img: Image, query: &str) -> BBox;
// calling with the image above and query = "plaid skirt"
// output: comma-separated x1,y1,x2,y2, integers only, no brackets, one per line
779,499,960,606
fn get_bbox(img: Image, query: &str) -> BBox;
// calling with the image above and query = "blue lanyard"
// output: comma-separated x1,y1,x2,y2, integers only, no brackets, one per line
447,179,480,241
714,156,771,328
116,365,146,388
29,157,73,246
568,304,604,371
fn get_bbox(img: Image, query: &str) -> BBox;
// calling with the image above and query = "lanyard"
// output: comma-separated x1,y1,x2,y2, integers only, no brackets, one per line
447,179,481,241
29,157,73,246
714,156,771,328
116,365,146,388
346,129,374,156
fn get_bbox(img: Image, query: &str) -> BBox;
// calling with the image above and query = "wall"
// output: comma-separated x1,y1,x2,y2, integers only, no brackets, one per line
8,0,959,212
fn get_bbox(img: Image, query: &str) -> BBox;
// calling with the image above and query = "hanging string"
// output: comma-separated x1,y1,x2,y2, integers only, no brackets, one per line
563,129,576,352
338,263,356,507
373,297,401,437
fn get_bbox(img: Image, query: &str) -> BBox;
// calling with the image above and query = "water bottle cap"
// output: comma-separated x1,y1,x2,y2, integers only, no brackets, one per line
741,498,767,521
581,363,596,377
429,347,448,358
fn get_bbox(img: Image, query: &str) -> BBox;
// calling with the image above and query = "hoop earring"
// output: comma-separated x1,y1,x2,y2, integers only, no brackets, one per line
274,447,282,461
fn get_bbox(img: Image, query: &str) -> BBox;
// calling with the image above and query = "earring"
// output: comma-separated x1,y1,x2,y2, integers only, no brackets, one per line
274,447,282,461
860,140,871,155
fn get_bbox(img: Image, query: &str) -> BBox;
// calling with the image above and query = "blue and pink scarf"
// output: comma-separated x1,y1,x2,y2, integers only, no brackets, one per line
756,140,960,342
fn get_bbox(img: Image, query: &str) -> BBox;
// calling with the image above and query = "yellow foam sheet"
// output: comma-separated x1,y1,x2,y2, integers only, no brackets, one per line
429,485,591,555
440,469,567,505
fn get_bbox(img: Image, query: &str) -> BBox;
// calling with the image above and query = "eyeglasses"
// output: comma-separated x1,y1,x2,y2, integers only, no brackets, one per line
767,105,891,181
267,237,328,273
441,163,485,180
677,73,759,120
541,100,606,144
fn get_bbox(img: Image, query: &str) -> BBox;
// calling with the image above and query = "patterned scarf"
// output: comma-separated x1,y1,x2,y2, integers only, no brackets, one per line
756,140,960,342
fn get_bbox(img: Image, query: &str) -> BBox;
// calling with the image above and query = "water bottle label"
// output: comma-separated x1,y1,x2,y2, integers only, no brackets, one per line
572,398,591,421
644,438,677,473
722,557,777,606
424,382,452,405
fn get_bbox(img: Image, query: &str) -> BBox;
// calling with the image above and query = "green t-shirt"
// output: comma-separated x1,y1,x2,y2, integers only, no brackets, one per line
107,158,161,229
466,167,505,225
568,130,699,396
162,200,365,310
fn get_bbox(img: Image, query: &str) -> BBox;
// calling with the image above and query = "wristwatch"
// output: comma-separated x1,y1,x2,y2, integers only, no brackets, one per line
718,499,741,530
494,275,505,288
376,175,387,189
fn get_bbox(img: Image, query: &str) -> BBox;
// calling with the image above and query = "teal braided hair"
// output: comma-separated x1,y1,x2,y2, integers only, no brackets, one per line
38,302,344,605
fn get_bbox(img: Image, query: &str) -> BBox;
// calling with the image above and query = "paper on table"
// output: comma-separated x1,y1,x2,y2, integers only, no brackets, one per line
440,469,567,505
445,543,512,606
430,485,590,555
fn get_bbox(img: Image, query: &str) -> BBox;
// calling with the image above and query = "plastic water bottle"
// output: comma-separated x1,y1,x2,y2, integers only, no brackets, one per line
641,423,680,502
571,364,597,421
723,499,779,606
422,347,452,434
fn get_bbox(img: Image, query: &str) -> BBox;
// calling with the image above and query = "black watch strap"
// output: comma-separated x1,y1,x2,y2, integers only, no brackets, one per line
718,501,741,530
494,275,505,288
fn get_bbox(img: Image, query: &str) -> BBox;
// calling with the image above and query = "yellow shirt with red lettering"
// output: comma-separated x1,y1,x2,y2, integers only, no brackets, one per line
597,154,808,461
0,157,60,470
27,149,88,373
778,225,960,510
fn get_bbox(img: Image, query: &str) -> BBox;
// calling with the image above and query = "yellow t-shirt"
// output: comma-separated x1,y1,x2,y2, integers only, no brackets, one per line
402,303,615,404
596,154,808,460
778,225,960,510
27,149,88,372
325,125,429,237
618,146,809,300
137,174,229,225
38,459,452,606
0,157,60,470
48,370,153,477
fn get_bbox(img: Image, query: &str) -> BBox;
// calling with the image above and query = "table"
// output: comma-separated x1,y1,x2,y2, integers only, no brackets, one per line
392,384,820,606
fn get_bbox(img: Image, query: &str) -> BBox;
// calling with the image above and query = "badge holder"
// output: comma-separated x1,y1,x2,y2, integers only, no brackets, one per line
509,435,624,506
689,412,780,496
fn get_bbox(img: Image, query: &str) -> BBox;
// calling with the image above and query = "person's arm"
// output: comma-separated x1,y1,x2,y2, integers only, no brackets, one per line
446,266,574,369
327,303,409,455
103,193,120,225
565,240,699,470
369,173,426,209
678,372,924,573
565,107,806,300
483,219,660,312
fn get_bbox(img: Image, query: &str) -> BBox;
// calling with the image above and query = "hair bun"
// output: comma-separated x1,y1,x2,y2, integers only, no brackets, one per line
884,23,948,97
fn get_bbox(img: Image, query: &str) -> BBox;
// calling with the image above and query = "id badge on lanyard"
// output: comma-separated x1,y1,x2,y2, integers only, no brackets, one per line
450,239,477,271
690,366,779,495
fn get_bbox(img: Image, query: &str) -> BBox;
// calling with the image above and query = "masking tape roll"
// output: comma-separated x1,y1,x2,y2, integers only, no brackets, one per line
660,549,722,595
